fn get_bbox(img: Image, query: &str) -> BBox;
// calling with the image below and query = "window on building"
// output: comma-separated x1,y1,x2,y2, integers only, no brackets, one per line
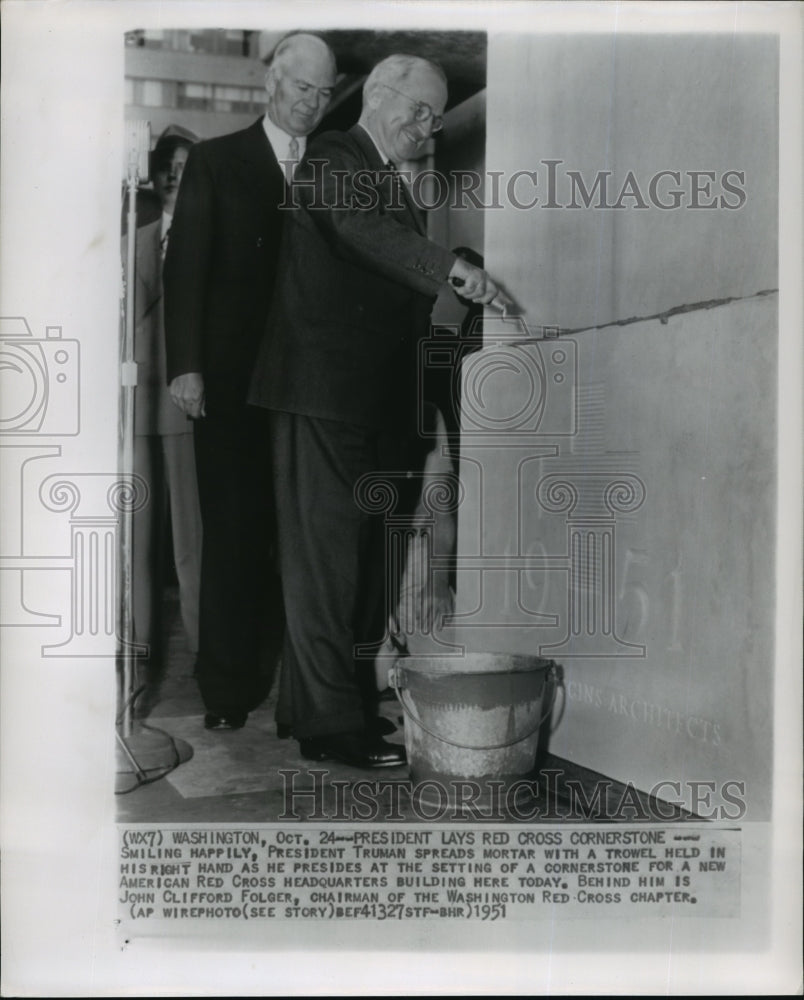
142,30,167,49
141,80,164,107
212,85,257,113
177,82,214,111
125,27,256,57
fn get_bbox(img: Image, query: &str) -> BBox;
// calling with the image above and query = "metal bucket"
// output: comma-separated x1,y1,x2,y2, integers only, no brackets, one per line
389,654,563,812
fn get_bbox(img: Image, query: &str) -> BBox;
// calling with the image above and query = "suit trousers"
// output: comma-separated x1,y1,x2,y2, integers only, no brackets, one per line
193,405,282,717
270,411,421,740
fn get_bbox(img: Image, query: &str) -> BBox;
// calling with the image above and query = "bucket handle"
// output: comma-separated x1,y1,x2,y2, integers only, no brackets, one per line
389,661,565,752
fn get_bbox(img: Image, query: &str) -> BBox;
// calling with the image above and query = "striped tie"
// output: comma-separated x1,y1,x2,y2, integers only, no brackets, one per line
285,137,300,184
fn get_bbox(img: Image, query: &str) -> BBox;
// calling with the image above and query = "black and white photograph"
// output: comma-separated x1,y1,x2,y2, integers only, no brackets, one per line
1,1,801,995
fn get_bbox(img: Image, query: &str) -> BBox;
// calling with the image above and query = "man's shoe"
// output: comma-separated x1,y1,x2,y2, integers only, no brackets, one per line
204,712,246,731
370,716,397,737
299,732,406,769
299,738,330,762
363,738,406,768
276,723,292,740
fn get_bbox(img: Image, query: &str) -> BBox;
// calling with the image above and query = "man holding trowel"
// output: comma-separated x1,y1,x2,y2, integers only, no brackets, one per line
249,53,515,770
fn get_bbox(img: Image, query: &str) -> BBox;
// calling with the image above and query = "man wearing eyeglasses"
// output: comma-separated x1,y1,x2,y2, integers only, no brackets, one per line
249,54,504,770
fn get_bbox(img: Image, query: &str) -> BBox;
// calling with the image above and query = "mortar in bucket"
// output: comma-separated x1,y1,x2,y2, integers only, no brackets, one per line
388,653,564,813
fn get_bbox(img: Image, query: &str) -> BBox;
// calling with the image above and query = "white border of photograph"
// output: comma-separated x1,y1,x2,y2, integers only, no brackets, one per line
1,1,801,995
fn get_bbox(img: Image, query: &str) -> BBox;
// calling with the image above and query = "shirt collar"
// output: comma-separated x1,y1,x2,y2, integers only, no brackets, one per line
262,114,306,163
356,123,391,168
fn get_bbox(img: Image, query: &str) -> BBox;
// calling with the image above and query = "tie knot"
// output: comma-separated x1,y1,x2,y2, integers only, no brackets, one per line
289,137,299,159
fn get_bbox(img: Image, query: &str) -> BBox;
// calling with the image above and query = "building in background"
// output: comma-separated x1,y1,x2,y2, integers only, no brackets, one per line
124,29,282,141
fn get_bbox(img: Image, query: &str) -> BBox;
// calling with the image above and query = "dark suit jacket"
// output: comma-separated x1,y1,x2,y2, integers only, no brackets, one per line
248,124,456,431
163,118,287,414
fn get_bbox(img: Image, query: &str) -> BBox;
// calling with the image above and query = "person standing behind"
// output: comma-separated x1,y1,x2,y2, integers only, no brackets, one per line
164,33,337,731
124,125,202,672
249,54,503,767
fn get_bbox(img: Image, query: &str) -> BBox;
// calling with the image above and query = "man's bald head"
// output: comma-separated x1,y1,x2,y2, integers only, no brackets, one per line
269,32,337,77
265,33,337,137
362,54,447,105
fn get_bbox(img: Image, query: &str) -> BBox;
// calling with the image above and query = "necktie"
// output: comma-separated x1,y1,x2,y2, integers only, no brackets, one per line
385,159,405,203
160,225,170,259
285,137,300,184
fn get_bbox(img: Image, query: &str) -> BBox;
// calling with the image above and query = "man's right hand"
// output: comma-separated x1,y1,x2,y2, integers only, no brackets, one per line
448,257,500,305
170,372,206,419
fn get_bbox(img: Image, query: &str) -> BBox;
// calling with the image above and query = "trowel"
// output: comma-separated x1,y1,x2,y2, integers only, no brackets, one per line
449,275,522,318
449,277,558,339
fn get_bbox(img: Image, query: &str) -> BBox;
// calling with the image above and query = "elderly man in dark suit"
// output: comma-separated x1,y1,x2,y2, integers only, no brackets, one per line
164,33,337,731
249,54,502,768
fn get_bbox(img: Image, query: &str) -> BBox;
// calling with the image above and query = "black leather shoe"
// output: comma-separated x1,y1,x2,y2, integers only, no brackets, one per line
299,738,330,762
204,712,246,731
363,738,406,768
369,716,397,737
299,732,406,769
276,723,292,740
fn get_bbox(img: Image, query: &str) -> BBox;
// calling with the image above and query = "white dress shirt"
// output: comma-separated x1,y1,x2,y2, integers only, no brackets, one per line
262,115,305,179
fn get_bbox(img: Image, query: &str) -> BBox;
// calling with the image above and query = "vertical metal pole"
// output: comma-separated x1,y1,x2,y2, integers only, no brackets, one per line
120,151,140,739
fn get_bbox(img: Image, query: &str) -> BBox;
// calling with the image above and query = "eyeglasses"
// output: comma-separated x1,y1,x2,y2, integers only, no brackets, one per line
381,84,444,134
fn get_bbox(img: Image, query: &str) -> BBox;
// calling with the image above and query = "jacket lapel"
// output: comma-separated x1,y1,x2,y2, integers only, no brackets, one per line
349,125,427,235
394,166,427,236
235,117,285,199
